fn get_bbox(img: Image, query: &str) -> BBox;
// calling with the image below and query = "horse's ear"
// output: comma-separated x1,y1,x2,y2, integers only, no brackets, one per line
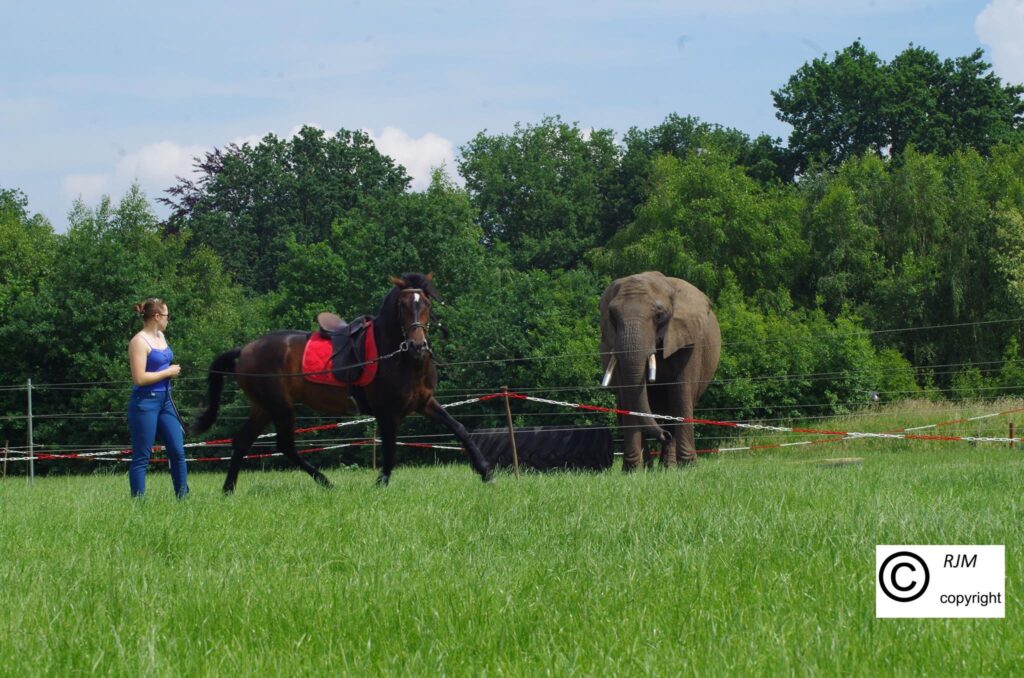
424,273,444,304
389,275,407,288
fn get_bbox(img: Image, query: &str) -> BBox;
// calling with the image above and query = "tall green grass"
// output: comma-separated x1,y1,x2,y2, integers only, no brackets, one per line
2,401,1022,676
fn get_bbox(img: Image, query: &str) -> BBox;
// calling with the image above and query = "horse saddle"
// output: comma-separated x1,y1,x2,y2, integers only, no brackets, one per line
316,312,346,337
302,314,379,386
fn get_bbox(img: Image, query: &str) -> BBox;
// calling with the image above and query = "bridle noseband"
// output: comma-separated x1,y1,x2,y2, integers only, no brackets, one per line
400,289,431,351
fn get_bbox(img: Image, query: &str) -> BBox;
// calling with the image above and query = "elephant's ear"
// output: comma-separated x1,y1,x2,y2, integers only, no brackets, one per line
598,281,619,369
663,278,709,359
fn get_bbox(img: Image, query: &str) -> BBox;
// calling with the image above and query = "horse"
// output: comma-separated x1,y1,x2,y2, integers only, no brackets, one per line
191,272,494,492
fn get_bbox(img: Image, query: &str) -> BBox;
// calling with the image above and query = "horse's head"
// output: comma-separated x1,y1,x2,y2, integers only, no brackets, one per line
389,273,436,360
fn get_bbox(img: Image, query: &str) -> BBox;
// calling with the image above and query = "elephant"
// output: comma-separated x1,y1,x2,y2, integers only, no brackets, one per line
599,271,721,470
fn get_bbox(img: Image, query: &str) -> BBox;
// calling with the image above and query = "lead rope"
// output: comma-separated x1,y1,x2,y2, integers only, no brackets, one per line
203,341,413,379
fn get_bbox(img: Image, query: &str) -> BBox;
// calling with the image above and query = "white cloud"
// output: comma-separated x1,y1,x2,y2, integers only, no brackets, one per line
364,127,456,190
61,141,205,212
244,124,457,189
57,126,456,218
230,124,324,149
62,174,109,203
976,0,1024,85
114,141,207,187
230,131,270,148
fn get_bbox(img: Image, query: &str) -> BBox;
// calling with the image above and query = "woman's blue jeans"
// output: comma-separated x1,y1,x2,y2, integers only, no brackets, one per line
127,389,188,498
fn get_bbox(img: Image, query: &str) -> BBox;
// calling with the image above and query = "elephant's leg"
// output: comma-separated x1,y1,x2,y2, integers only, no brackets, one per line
647,383,676,469
660,423,678,468
676,426,696,464
622,421,644,472
677,400,697,464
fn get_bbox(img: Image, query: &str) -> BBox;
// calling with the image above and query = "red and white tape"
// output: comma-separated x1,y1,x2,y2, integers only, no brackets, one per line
6,396,485,463
8,392,1022,465
499,392,1024,451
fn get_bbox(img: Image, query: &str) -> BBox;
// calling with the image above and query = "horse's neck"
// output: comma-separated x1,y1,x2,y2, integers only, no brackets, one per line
373,317,403,353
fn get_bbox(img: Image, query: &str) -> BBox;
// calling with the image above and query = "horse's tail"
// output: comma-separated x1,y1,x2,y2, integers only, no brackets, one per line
192,348,242,435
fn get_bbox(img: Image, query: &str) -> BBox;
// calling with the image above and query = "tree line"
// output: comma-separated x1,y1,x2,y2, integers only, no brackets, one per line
2,41,1024,467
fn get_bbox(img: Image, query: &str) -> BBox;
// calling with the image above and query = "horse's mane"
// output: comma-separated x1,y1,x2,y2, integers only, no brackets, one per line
397,272,439,298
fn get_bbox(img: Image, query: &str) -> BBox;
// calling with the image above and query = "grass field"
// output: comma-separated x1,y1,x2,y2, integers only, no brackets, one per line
2,402,1022,676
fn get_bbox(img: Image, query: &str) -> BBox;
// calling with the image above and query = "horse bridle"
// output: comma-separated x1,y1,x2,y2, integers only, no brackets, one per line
400,288,431,349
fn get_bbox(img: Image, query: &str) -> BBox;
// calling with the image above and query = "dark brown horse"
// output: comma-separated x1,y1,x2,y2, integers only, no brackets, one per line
192,272,493,492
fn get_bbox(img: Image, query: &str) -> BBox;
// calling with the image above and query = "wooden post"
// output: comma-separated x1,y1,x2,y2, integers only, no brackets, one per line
1010,422,1015,449
501,386,521,479
26,379,33,483
2,440,7,480
372,423,378,471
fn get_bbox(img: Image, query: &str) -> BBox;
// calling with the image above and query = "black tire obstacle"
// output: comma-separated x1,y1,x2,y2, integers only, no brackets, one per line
469,426,613,471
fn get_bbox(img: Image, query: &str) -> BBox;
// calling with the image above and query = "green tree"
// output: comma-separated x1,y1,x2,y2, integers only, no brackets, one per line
6,185,251,454
0,189,55,324
457,116,621,270
163,126,410,294
773,41,889,172
439,266,611,429
703,283,884,424
619,114,795,209
774,41,1024,172
0,189,57,448
273,170,490,330
797,177,883,315
869,348,922,402
951,367,989,400
589,149,808,302
818,147,1023,381
997,337,1024,397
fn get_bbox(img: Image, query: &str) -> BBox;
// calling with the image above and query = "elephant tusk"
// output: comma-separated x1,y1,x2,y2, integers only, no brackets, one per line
648,353,657,382
601,356,617,387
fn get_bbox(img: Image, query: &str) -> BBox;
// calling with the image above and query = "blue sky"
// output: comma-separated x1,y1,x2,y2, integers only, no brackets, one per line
2,0,1022,231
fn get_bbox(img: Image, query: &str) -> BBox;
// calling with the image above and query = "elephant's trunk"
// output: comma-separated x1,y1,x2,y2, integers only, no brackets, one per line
617,322,670,442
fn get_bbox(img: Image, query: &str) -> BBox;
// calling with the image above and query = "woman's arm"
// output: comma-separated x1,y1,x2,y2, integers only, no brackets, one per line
129,335,180,386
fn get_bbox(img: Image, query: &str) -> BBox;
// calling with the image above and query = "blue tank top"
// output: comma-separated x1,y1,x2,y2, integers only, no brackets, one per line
133,337,174,393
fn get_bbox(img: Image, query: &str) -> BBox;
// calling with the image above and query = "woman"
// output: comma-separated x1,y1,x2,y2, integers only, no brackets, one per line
127,298,187,498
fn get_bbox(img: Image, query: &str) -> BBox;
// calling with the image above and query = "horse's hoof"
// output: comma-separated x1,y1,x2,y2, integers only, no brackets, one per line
481,466,495,484
376,473,390,487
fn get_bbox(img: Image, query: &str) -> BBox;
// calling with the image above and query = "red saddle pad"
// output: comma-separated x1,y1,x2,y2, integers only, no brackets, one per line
301,328,378,387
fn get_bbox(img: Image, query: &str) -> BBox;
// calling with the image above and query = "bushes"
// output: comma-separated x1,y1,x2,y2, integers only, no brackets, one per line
703,284,904,422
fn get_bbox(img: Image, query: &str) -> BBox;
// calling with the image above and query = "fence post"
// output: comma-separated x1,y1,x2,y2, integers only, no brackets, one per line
501,386,521,479
372,423,377,471
27,379,34,483
3,440,8,480
1010,422,1015,449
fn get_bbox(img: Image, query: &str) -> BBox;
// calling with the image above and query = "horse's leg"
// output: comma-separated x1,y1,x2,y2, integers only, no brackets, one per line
375,416,398,486
422,397,493,483
271,405,333,488
224,409,270,494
